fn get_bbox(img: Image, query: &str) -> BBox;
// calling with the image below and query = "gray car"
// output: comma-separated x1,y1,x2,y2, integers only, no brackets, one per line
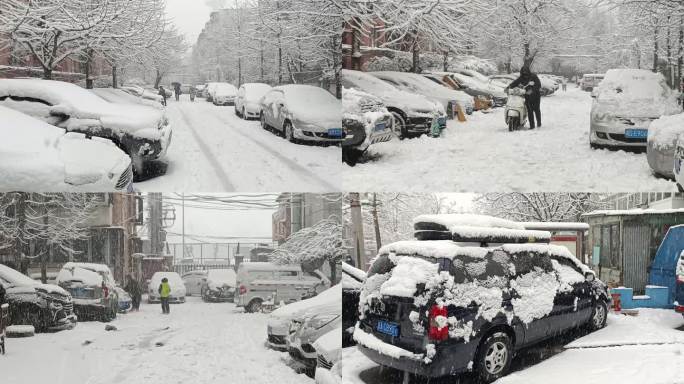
647,114,684,179
288,309,341,376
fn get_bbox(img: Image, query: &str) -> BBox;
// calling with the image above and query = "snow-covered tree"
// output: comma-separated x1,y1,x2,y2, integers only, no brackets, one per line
474,193,608,223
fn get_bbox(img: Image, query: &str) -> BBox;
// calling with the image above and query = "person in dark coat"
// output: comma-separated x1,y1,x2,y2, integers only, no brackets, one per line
173,83,181,101
124,275,142,311
506,66,542,129
158,86,168,106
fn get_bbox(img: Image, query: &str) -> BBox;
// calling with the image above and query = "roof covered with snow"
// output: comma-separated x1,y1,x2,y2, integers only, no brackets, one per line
583,208,684,217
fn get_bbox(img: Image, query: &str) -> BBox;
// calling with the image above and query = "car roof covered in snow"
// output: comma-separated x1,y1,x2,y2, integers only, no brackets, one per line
238,262,301,272
522,222,590,231
56,265,104,286
379,240,491,260
272,84,341,127
150,271,183,285
269,283,341,320
413,214,551,243
583,208,684,217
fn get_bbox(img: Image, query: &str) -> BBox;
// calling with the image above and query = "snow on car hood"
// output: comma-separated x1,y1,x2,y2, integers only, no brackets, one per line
648,113,684,150
279,85,341,128
7,282,70,297
268,284,342,328
206,269,237,289
313,326,342,364
0,79,166,140
213,83,238,97
593,69,680,118
0,105,130,191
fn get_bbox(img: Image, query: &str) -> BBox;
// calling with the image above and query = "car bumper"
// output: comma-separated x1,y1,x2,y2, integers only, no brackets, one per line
214,97,236,105
405,116,436,134
204,290,234,302
647,140,676,179
590,120,648,147
47,313,78,331
267,332,288,350
293,126,345,143
288,344,317,368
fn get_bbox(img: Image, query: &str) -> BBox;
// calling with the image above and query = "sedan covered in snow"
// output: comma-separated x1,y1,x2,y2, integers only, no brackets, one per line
313,326,342,384
235,83,272,119
342,87,393,166
0,79,172,178
148,272,186,303
647,113,684,179
260,85,343,144
590,69,680,149
211,83,238,106
56,262,120,322
354,214,610,383
0,264,77,332
201,269,237,302
0,105,132,191
341,69,445,139
287,300,341,375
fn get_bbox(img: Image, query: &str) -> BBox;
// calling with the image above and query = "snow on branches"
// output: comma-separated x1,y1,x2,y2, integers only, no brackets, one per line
474,193,608,223
270,217,344,271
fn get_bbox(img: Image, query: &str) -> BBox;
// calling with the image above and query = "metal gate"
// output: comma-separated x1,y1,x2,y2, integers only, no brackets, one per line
622,223,651,295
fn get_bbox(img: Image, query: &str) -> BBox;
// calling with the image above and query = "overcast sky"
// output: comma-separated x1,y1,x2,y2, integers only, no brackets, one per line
165,0,214,44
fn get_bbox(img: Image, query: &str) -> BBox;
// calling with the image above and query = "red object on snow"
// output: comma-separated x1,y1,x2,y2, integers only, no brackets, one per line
675,304,684,313
428,305,449,341
611,293,622,311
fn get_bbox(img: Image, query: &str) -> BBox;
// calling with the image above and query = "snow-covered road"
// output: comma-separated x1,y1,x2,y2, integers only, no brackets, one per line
1,297,313,384
342,309,684,384
135,95,341,192
343,86,676,192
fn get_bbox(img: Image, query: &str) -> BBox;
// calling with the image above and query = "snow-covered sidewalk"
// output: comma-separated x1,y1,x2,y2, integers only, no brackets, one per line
342,309,684,384
1,297,313,384
343,86,675,192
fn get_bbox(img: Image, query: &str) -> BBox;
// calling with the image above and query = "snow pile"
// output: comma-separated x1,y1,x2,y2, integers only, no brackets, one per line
449,226,551,242
509,268,558,324
648,113,684,150
379,254,439,297
353,324,424,361
593,69,680,118
313,326,342,366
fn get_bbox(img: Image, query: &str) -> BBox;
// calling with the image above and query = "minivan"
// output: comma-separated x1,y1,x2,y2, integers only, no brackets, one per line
354,214,610,383
236,262,330,313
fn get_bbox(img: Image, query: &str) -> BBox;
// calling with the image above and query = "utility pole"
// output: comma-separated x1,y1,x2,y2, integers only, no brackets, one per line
149,192,163,255
182,192,185,260
350,193,366,269
371,193,382,253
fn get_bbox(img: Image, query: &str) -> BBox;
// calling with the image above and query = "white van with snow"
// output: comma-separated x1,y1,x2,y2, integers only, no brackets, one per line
236,262,330,313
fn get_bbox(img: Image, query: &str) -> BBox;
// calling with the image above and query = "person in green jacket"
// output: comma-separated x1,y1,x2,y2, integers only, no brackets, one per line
158,277,171,314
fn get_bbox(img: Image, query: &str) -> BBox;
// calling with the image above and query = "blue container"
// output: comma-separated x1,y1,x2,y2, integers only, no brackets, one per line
649,225,684,305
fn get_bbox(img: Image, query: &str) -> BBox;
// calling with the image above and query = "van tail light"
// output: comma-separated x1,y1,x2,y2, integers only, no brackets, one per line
239,285,247,295
428,304,449,341
675,304,684,313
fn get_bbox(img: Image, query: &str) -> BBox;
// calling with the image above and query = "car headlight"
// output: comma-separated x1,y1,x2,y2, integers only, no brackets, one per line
305,314,340,330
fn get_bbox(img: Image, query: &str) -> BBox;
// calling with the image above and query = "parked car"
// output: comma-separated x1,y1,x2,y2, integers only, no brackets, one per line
287,304,341,375
675,251,684,316
313,326,343,384
201,269,237,302
371,71,474,117
342,87,393,166
114,286,132,313
0,264,77,332
590,69,680,149
581,74,605,91
182,270,208,296
424,72,505,108
195,84,207,97
0,105,133,191
647,113,684,179
237,262,331,313
120,85,165,106
0,79,172,178
267,284,341,351
56,262,119,322
447,68,510,104
342,262,365,347
211,83,238,106
235,83,272,119
260,85,343,144
354,214,610,383
204,82,220,102
148,272,186,303
341,69,444,139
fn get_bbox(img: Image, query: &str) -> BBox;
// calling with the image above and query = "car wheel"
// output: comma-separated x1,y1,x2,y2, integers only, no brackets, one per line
587,301,608,331
242,108,246,120
508,117,517,132
284,121,296,143
343,148,364,166
246,299,263,313
234,106,239,116
390,111,407,140
476,332,513,383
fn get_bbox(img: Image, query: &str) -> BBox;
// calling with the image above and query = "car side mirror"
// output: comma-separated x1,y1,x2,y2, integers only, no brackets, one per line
585,272,595,282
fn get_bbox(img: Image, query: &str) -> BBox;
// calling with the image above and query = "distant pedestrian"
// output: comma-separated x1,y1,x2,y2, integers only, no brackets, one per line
562,78,567,92
125,275,142,311
158,277,171,314
158,86,168,107
173,83,181,101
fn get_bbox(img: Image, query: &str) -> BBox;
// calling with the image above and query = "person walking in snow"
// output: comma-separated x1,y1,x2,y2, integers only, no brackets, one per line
506,66,542,129
173,83,181,102
158,277,171,314
562,78,567,92
158,86,168,107
125,275,142,312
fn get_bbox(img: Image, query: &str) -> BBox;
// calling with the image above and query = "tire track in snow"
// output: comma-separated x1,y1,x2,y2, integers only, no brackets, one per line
176,108,236,191
210,111,338,191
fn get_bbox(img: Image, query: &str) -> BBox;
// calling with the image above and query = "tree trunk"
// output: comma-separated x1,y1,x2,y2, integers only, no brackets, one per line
13,193,27,270
443,51,449,72
679,16,683,90
43,67,53,80
654,23,660,73
328,259,337,283
154,69,162,89
372,193,382,253
112,64,118,88
411,34,420,73
40,194,48,284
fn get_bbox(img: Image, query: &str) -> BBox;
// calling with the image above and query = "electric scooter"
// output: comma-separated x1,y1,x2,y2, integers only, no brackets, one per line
504,85,530,131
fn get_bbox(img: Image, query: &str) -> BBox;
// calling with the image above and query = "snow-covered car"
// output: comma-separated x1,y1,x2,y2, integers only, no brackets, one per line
238,262,331,313
538,74,560,93
203,82,220,101
114,286,132,313
590,69,680,149
581,74,605,91
313,326,342,384
181,269,208,296
424,72,506,108
371,71,474,116
235,83,272,119
201,269,237,302
0,264,77,332
56,262,119,322
260,85,343,144
354,214,610,383
0,79,172,178
445,69,509,105
647,113,684,179
287,301,341,374
342,87,393,166
267,284,341,350
0,105,132,191
342,262,365,347
148,272,186,303
119,85,165,106
341,69,444,139
194,84,207,97
211,83,238,106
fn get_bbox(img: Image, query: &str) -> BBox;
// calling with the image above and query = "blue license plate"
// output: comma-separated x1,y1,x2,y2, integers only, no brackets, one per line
376,320,399,337
328,128,343,138
374,122,386,132
625,129,647,139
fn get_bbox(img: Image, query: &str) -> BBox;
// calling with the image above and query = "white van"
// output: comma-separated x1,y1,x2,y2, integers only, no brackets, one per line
236,262,330,313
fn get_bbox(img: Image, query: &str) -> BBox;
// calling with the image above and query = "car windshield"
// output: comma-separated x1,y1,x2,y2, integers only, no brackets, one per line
0,265,38,287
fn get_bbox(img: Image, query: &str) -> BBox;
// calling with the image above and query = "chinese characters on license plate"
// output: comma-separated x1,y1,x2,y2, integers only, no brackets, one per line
376,320,399,337
328,128,342,138
624,129,647,139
